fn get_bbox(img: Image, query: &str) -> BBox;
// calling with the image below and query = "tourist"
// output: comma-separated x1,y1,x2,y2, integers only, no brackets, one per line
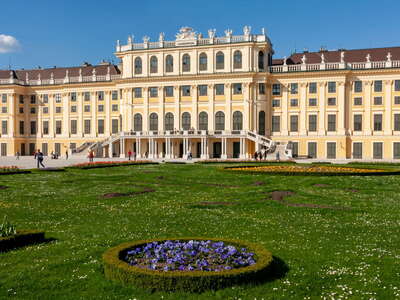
36,149,45,168
254,151,258,160
133,151,136,161
88,150,94,162
145,151,148,158
65,151,69,160
276,151,280,162
128,150,132,160
15,151,20,160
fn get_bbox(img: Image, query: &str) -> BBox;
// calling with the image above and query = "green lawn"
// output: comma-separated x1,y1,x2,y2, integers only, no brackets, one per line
0,163,399,299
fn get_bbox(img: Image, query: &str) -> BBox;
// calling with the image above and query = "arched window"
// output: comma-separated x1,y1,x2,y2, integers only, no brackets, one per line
216,51,224,70
149,113,158,131
182,112,191,130
198,112,208,130
133,113,142,132
165,55,173,73
233,111,243,130
199,53,207,71
233,50,242,69
134,57,142,74
164,112,174,131
182,54,190,72
258,111,265,135
150,56,158,73
258,51,265,70
215,111,225,130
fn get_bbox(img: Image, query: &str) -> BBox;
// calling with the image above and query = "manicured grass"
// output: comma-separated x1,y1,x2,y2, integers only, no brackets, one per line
0,163,399,299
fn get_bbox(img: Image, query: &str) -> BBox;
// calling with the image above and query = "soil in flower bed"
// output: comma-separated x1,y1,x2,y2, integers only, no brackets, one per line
0,185,8,190
253,181,265,186
39,167,65,172
102,187,155,199
345,188,359,193
313,183,331,187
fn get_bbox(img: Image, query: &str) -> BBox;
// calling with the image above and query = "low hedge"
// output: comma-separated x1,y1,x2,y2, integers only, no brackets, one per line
197,160,296,164
0,230,45,252
69,161,159,170
103,237,273,293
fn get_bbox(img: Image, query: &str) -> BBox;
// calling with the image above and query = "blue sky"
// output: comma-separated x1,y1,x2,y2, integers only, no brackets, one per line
0,0,399,70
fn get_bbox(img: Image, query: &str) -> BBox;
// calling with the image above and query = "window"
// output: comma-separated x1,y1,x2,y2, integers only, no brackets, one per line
182,54,190,72
42,121,49,135
308,142,317,158
70,120,77,135
110,91,117,100
134,88,142,98
84,120,91,134
290,83,298,95
290,99,298,107
134,114,142,131
328,97,336,106
164,113,174,131
29,121,36,135
215,111,225,130
43,107,49,114
165,55,173,72
19,107,24,114
98,119,104,134
150,56,158,73
233,83,242,95
291,142,299,157
199,112,208,130
327,82,336,93
84,105,90,112
374,114,383,131
259,83,266,95
112,119,119,133
290,115,299,132
19,121,24,135
149,87,158,98
55,121,62,135
134,57,142,74
2,107,7,113
272,84,281,95
98,105,104,112
328,114,336,131
84,92,90,101
353,142,363,159
215,84,224,96
272,116,280,132
374,80,382,92
182,112,191,130
43,94,48,103
394,114,400,131
164,86,174,97
0,143,6,156
1,94,7,103
216,51,224,70
395,96,400,105
30,95,36,104
373,96,382,105
258,111,265,135
308,115,317,132
70,92,77,101
112,104,118,112
19,95,24,104
70,106,76,113
233,111,243,130
309,82,317,94
149,113,158,131
233,50,242,69
354,97,362,105
309,98,317,106
1,120,7,134
354,81,362,93
198,85,207,96
181,86,191,97
394,142,400,159
395,80,400,91
55,94,61,103
327,142,336,159
55,107,62,113
373,142,383,159
354,114,363,131
30,107,35,114
258,51,265,70
199,53,207,71
272,99,280,107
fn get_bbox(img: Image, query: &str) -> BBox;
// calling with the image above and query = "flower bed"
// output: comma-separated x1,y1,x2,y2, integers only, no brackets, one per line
103,237,273,292
69,161,158,169
0,230,45,252
0,166,31,175
225,165,400,176
197,159,295,164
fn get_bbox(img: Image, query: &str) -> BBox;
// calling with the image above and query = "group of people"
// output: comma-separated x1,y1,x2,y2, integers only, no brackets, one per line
253,149,280,161
127,150,137,161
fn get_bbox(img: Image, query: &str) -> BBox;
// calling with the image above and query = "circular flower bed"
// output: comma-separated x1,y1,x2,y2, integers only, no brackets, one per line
225,165,400,176
103,237,273,292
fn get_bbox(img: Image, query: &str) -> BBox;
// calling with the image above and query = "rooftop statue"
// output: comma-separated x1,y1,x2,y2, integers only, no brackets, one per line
176,27,196,41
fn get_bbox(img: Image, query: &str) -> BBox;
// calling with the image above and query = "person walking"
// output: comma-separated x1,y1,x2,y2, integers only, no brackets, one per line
36,150,45,168
276,151,280,162
128,150,132,161
65,151,69,160
16,151,20,160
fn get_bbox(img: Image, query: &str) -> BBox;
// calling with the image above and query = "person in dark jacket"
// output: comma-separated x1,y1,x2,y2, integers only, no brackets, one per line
36,150,45,168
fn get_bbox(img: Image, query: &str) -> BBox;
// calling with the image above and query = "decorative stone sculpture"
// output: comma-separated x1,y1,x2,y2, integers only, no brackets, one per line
283,56,287,66
301,55,307,64
261,27,266,35
9,71,13,79
224,29,233,38
116,40,120,48
208,29,216,39
159,32,165,42
143,36,150,43
175,27,196,40
366,53,371,63
340,51,345,63
243,25,251,36
387,52,392,62
127,35,132,45
321,53,325,64
50,72,54,80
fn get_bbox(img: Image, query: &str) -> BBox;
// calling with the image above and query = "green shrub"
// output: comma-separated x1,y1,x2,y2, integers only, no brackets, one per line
103,237,273,293
0,230,45,252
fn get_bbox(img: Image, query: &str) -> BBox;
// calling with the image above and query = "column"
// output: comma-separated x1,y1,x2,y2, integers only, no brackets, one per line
225,83,232,131
119,138,125,158
208,84,214,131
91,91,96,137
136,138,142,158
384,80,393,135
105,91,111,135
239,137,246,159
192,85,198,130
108,142,113,158
143,88,149,131
337,81,346,135
364,81,372,135
299,83,307,135
221,137,227,159
318,82,326,135
201,138,205,159
243,83,251,131
281,84,289,135
159,87,164,131
174,86,180,130
127,89,133,131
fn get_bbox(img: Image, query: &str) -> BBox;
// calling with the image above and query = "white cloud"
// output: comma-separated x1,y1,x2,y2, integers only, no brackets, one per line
0,34,20,53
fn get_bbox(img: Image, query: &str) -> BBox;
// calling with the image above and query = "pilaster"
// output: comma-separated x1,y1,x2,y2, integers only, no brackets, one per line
318,82,326,135
299,82,307,135
384,80,393,135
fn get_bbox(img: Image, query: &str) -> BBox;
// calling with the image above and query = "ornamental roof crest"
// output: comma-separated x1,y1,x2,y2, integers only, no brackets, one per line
175,27,196,41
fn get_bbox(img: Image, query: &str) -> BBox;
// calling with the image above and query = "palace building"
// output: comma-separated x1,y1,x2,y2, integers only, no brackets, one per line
1,26,400,160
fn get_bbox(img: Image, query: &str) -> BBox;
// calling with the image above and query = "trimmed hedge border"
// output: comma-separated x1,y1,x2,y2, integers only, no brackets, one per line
0,230,45,252
69,162,159,170
224,165,400,176
103,237,273,292
0,170,31,176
